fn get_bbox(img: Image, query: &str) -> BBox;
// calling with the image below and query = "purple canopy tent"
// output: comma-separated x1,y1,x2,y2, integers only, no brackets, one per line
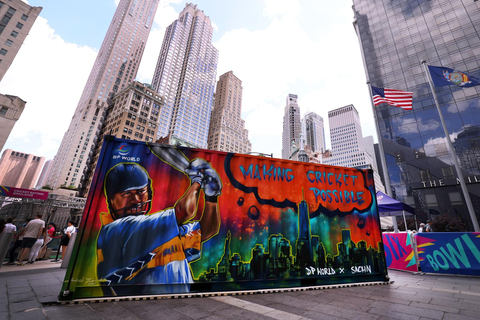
376,191,416,231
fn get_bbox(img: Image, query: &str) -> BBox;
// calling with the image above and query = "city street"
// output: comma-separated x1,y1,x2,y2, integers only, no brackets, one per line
1,261,480,319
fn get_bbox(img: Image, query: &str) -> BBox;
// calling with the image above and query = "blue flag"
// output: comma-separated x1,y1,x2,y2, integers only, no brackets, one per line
428,65,480,88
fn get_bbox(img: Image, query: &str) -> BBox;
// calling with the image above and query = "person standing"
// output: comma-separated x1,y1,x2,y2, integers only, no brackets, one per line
6,219,30,265
4,218,16,234
60,221,76,260
27,227,46,264
425,220,434,232
17,214,45,265
38,223,56,260
418,223,425,233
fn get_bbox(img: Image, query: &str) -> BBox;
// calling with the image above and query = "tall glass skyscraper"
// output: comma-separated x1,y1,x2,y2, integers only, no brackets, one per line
303,112,326,154
151,3,218,149
282,94,301,159
47,0,159,191
353,0,480,229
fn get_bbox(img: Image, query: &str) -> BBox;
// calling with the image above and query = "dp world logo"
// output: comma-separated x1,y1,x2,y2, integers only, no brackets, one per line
115,144,131,156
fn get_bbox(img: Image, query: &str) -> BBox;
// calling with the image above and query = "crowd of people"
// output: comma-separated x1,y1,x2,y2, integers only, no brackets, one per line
1,216,76,265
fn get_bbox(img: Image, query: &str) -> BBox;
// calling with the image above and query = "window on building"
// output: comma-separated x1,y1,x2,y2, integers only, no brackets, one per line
16,22,23,29
0,106,7,115
21,14,28,21
5,39,12,47
0,48,7,56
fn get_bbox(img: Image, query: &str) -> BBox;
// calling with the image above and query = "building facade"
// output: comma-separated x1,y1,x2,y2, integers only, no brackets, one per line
46,0,159,192
323,105,385,192
0,148,45,189
303,111,326,154
282,94,301,159
35,159,53,189
353,0,480,228
151,3,218,149
0,0,41,82
207,71,251,154
82,81,164,196
0,93,25,151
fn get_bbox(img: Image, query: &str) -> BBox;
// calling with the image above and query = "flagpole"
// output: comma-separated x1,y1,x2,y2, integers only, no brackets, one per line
366,84,399,232
353,18,398,232
421,60,480,232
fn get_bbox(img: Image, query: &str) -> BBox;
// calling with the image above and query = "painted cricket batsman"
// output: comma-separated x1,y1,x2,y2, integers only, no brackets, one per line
96,145,221,294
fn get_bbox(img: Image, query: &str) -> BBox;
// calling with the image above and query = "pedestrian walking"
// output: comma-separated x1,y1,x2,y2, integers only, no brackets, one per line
17,214,45,266
6,219,30,265
27,226,46,264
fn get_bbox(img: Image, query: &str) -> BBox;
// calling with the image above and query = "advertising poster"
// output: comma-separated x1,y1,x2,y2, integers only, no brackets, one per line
417,232,480,275
0,186,49,200
60,137,387,300
382,232,418,272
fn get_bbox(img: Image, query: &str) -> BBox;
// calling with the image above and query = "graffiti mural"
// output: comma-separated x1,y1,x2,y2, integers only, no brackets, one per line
417,232,480,275
382,232,418,272
60,137,388,300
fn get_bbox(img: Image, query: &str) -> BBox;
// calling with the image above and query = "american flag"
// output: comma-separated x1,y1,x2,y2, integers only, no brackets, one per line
371,86,413,110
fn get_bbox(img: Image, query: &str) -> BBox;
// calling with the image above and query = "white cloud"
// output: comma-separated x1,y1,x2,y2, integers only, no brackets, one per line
263,0,301,19
214,1,375,157
0,17,97,159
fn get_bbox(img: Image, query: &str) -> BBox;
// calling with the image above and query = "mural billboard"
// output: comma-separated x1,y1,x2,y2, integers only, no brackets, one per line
382,232,418,272
417,232,480,275
60,137,388,300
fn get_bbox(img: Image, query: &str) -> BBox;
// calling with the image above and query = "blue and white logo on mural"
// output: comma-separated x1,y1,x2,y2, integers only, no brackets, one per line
115,144,131,156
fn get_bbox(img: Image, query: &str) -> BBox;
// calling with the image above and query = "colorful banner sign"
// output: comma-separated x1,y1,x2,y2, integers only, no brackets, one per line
60,137,387,300
0,186,49,200
416,232,480,275
382,232,418,272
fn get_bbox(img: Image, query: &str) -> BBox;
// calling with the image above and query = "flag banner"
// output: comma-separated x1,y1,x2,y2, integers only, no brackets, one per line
371,86,413,110
382,232,418,272
428,65,480,88
0,186,49,200
416,232,480,275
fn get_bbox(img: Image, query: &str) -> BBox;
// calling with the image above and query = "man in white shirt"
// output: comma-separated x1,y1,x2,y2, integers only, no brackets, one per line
17,214,45,265
4,218,16,234
418,223,425,233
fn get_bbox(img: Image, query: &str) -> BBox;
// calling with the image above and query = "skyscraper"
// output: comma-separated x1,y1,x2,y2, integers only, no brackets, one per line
282,94,301,160
303,111,325,154
207,71,251,154
152,3,218,149
0,0,42,82
81,81,165,196
47,0,159,191
0,93,25,151
0,149,45,189
35,159,53,189
325,105,367,168
353,0,480,228
324,105,385,192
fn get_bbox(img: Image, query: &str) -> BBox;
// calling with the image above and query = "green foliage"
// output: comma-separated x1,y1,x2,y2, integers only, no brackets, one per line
431,214,467,232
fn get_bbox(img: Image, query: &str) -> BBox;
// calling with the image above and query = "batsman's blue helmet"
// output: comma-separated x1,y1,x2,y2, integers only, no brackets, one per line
104,163,152,217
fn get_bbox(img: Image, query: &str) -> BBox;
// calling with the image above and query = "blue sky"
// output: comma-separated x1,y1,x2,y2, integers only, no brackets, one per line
0,0,376,160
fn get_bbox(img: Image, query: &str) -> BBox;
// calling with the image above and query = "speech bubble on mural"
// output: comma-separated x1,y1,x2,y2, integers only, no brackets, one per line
225,154,373,217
